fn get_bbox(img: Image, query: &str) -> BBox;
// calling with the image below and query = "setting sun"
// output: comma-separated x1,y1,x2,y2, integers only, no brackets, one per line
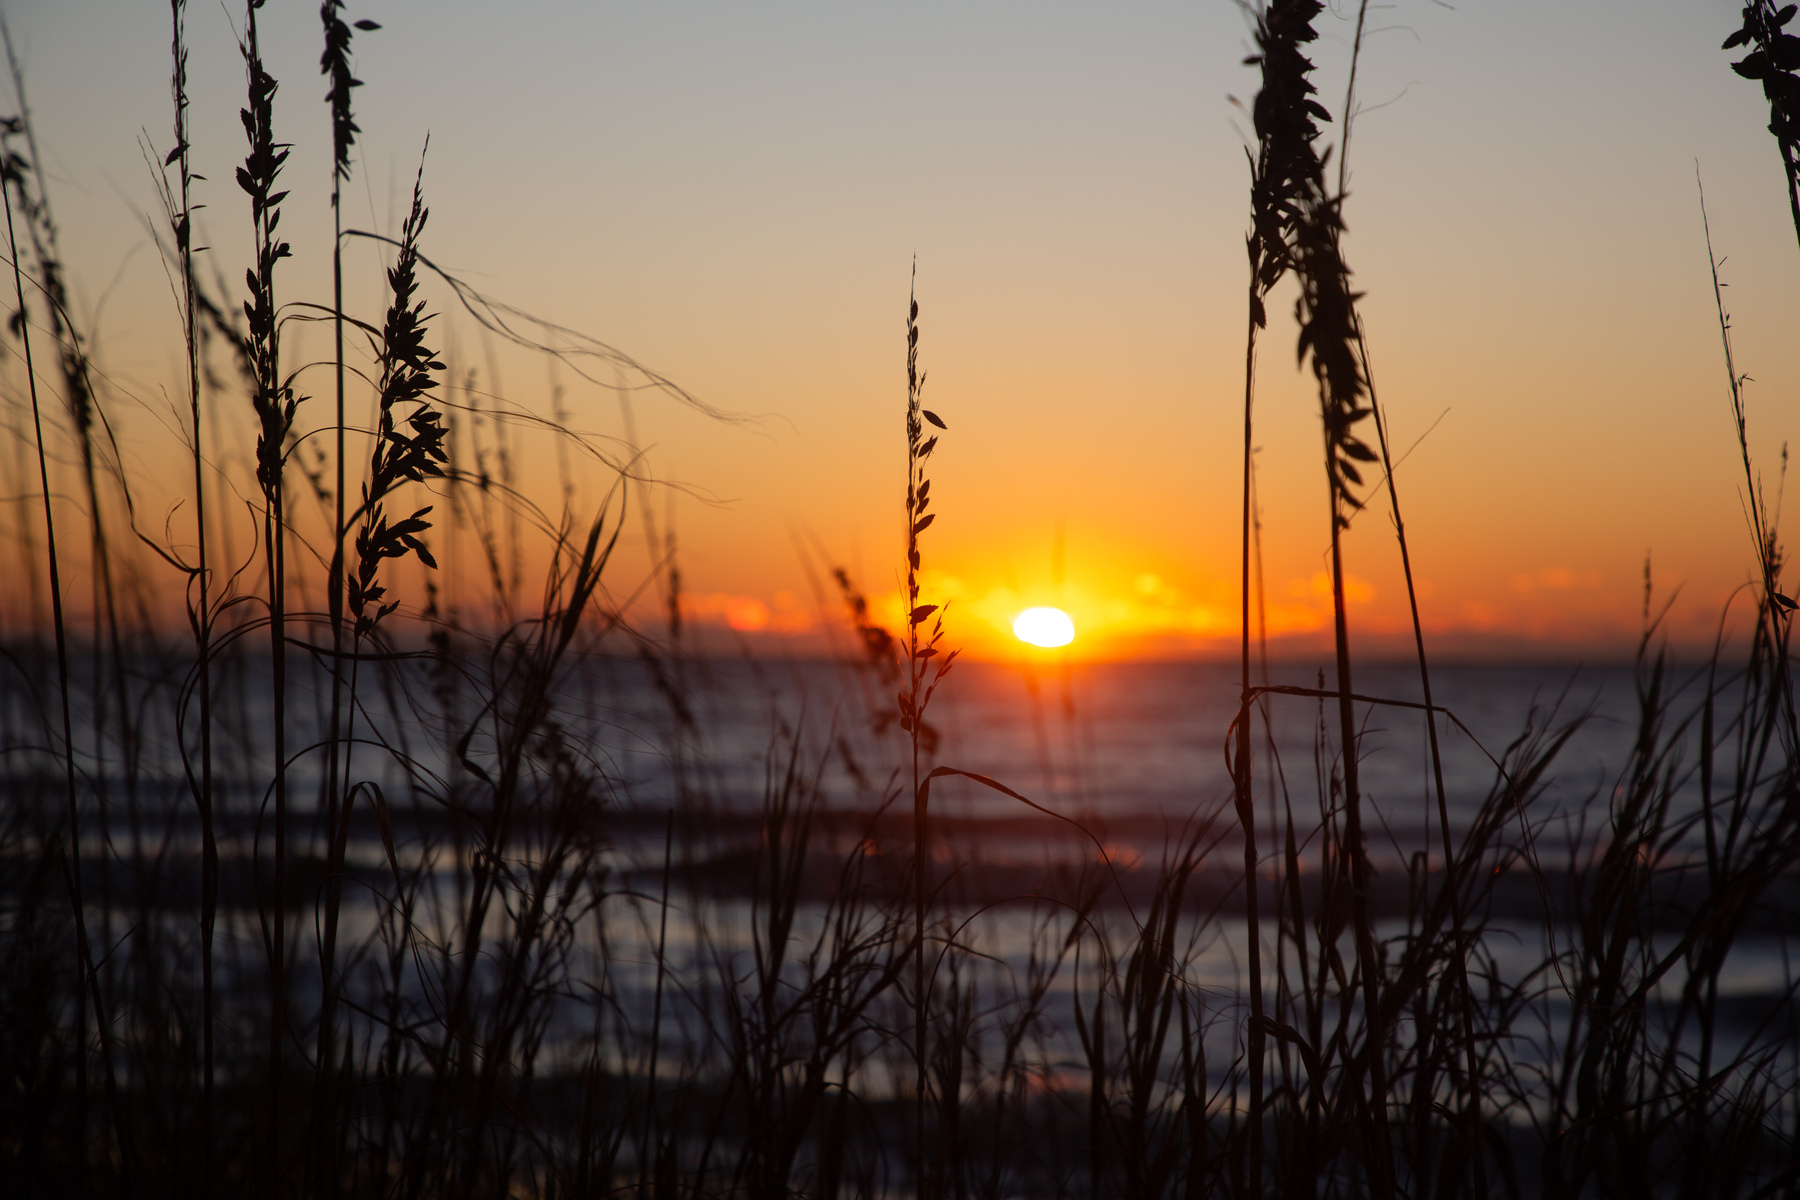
1012,606,1075,648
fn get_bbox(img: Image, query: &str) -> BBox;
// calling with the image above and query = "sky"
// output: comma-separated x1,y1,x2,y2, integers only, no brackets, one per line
6,0,1799,660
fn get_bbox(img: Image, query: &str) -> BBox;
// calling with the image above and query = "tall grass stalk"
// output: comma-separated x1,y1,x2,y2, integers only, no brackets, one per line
1282,87,1401,1200
5,43,159,1115
1722,1,1800,251
1701,172,1796,725
898,265,958,1198
237,0,296,1168
1334,0,1487,1186
1239,2,1335,1186
1,25,142,920
1357,330,1488,1194
314,4,367,1181
1240,1,1408,1187
164,0,218,1189
319,152,443,1191
3,122,105,1195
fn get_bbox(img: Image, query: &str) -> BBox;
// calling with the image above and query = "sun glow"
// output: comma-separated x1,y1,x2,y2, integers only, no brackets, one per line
1012,606,1075,648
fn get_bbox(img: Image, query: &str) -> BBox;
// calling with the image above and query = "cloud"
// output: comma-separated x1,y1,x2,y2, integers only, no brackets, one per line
1300,570,1375,605
681,591,816,634
1510,567,1602,594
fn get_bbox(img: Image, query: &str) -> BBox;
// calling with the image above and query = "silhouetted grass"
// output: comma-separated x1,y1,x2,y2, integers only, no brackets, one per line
1722,1,1800,251
0,4,1796,1199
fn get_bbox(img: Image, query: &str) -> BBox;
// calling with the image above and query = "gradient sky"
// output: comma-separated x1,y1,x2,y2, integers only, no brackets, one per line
9,0,1799,659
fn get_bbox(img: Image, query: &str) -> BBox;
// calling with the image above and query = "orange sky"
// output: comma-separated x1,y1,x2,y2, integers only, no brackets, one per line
6,0,1798,660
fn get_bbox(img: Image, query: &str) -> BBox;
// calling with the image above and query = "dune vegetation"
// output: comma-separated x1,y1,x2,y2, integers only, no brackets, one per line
1,2,1799,1197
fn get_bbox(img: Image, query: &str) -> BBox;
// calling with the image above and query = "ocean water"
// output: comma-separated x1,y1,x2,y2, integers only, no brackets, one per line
583,655,1652,843
530,653,1791,1113
10,644,1792,1122
35,650,1733,886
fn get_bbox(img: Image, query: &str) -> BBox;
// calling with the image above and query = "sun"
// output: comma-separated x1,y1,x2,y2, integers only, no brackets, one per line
1012,606,1075,648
